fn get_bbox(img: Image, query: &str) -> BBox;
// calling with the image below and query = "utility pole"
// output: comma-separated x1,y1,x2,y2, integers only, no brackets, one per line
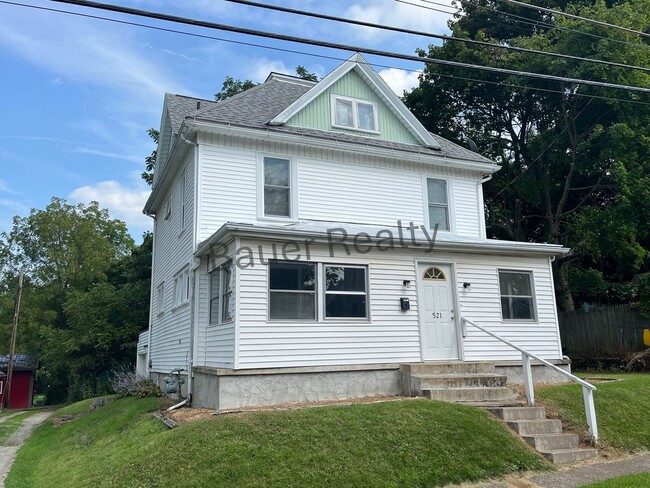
5,271,24,410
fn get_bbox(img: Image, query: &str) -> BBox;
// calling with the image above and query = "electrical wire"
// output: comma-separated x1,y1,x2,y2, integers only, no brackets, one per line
496,0,650,40
34,0,650,95
408,0,650,50
2,0,648,107
228,0,650,75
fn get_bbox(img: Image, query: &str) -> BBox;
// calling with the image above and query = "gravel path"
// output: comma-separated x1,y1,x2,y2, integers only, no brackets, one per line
0,412,51,487
460,452,650,488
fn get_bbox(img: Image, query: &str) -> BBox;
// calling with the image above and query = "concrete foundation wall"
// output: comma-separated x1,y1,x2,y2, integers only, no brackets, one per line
494,360,572,385
192,365,401,409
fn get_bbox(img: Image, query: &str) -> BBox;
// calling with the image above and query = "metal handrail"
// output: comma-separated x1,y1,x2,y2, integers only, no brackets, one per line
461,318,598,443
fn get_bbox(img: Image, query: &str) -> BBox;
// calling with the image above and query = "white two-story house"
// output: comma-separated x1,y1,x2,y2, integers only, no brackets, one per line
139,54,569,409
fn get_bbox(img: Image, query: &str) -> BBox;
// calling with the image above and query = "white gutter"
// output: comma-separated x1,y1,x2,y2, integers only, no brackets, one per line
195,222,569,258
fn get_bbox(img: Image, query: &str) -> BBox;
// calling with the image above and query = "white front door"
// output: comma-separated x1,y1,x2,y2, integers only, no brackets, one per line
417,263,459,360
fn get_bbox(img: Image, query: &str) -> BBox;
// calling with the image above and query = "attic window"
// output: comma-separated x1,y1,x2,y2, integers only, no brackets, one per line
331,95,378,133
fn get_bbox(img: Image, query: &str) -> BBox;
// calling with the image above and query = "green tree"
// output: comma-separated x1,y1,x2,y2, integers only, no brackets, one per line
141,128,158,188
403,0,650,310
0,198,140,402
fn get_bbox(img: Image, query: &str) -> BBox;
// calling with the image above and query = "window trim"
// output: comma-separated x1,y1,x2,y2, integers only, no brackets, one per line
156,282,165,317
498,269,538,322
267,260,318,322
178,169,187,234
330,95,380,134
163,198,172,221
257,154,299,221
267,261,370,322
209,262,235,326
172,266,190,310
323,264,369,321
422,175,454,233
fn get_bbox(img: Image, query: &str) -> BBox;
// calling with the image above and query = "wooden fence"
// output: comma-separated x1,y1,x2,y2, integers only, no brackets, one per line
558,304,649,356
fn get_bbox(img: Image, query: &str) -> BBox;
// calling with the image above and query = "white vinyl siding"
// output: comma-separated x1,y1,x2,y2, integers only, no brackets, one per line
197,136,485,242
234,238,562,369
149,151,195,373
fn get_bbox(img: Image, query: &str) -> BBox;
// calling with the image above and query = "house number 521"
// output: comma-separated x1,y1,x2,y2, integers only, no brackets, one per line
431,312,443,318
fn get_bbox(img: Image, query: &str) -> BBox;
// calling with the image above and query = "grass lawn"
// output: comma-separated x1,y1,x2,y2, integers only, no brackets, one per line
7,397,549,488
580,472,650,487
537,373,650,451
0,411,36,445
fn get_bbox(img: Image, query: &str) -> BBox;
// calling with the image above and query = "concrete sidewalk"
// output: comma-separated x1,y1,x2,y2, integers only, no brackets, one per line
460,452,650,488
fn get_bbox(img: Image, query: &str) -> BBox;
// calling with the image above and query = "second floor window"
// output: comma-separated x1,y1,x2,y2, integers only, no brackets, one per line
263,157,291,217
427,178,450,231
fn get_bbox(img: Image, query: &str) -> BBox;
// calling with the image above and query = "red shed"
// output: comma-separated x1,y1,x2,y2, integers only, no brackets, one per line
0,354,38,409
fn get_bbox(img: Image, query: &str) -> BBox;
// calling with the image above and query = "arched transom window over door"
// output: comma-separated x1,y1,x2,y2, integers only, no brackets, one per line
422,266,446,281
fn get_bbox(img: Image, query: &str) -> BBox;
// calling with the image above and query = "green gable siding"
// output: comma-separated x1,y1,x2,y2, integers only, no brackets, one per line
286,70,419,145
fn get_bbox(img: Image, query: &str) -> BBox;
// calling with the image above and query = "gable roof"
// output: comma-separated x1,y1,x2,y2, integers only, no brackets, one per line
270,53,441,149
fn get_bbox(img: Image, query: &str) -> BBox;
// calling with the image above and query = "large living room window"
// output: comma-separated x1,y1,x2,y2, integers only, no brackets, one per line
269,261,316,320
499,270,536,321
268,261,368,320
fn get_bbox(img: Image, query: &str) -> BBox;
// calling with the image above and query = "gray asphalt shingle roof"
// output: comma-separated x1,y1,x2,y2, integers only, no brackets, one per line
165,76,495,165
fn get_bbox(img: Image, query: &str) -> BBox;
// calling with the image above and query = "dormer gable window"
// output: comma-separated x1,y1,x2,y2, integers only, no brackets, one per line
331,95,378,133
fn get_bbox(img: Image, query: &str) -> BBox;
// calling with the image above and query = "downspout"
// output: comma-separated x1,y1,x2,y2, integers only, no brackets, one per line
183,130,199,406
145,216,157,377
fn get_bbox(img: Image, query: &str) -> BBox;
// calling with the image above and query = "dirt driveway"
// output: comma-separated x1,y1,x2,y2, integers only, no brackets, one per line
0,412,51,487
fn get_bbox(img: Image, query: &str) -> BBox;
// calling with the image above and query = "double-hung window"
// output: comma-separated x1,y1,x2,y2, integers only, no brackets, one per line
173,267,190,308
178,169,186,232
499,270,536,320
427,178,450,231
324,265,368,319
268,262,368,320
156,283,165,316
209,262,235,325
332,95,378,132
269,261,316,320
263,157,291,218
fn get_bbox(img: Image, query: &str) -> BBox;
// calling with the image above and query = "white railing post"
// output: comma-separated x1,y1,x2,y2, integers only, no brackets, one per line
462,317,598,445
582,386,599,444
522,353,535,406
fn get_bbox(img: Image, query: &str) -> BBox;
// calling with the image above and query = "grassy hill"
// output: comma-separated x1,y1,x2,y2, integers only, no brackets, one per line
6,397,549,488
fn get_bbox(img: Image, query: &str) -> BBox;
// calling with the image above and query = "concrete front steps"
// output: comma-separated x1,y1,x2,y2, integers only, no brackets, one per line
401,362,519,405
401,362,598,465
487,406,598,465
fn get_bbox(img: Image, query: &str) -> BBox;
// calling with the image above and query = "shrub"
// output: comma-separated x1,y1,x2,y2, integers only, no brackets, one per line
110,368,162,398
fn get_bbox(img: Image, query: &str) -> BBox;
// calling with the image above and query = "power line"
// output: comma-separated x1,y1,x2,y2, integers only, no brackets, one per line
2,0,648,107
229,0,650,75
496,0,650,40
394,0,456,15
409,0,649,51
0,0,645,111
39,0,650,94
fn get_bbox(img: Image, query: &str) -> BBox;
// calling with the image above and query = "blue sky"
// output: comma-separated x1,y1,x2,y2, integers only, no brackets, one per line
0,0,454,241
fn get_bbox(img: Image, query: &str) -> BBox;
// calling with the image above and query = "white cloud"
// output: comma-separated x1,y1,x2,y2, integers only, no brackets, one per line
0,7,187,104
69,181,152,236
343,0,454,42
0,180,20,195
379,68,421,96
0,198,29,215
246,58,292,83
73,147,143,164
